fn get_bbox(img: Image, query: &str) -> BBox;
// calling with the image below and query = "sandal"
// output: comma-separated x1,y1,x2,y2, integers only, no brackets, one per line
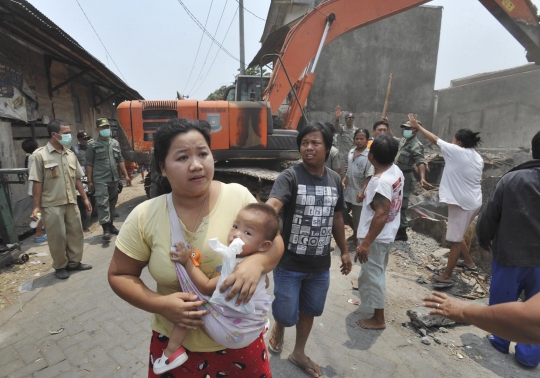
431,275,455,288
153,347,188,375
288,354,323,378
456,260,477,270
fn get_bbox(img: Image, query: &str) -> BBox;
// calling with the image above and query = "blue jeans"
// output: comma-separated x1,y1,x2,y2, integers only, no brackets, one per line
488,260,540,367
272,266,330,327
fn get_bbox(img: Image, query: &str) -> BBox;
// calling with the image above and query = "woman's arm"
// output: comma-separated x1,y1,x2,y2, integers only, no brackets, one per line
408,113,439,145
108,248,208,329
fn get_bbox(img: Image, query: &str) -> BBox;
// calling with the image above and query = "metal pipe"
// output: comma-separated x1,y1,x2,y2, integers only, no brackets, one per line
311,13,335,73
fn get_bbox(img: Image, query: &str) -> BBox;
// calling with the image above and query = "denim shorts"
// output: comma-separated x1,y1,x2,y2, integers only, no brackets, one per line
272,266,330,327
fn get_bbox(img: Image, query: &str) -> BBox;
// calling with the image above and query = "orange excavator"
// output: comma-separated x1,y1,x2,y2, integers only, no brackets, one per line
117,0,540,165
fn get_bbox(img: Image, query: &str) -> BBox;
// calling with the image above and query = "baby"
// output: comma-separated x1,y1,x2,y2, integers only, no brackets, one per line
153,203,280,375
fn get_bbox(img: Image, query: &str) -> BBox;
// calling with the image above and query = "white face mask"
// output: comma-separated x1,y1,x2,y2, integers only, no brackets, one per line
55,133,72,146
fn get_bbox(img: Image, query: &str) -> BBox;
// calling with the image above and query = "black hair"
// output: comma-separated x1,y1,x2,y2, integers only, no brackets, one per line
370,134,399,165
47,119,69,137
22,139,38,154
153,118,212,176
372,120,389,131
324,122,336,135
296,122,333,161
532,130,540,159
241,203,281,241
454,129,482,148
354,128,370,140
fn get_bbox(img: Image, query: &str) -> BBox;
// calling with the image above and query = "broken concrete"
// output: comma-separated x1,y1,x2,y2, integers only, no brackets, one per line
431,248,450,260
407,307,456,328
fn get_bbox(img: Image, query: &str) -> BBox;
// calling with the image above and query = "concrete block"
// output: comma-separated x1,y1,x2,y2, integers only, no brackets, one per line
406,307,455,328
431,248,450,260
409,217,447,244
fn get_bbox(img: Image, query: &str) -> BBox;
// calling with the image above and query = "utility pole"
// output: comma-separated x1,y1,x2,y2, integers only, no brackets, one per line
239,0,245,74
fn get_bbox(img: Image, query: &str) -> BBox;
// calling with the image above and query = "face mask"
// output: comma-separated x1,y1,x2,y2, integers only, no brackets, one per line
99,129,111,138
56,133,72,146
403,130,413,139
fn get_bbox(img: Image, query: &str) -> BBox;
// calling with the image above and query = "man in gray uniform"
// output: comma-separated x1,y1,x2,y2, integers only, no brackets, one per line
71,131,90,169
334,105,357,178
392,120,432,241
85,118,130,240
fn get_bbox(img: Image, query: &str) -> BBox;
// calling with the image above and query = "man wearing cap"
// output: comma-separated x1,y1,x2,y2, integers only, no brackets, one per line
391,119,432,241
334,105,358,178
86,118,131,240
72,131,90,169
29,119,93,279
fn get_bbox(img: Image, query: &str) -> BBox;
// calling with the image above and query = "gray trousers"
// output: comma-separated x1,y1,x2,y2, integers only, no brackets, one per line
94,181,118,225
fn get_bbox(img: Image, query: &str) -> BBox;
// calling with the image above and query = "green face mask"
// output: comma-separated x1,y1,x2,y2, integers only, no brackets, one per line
56,133,72,146
403,130,413,139
99,129,111,138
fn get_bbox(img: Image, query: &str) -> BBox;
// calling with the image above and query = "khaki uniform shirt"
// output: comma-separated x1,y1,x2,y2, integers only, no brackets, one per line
85,137,124,182
325,146,341,172
334,119,357,163
394,136,425,197
29,142,84,207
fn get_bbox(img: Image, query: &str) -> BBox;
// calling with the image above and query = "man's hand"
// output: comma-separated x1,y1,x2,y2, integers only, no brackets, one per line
340,253,352,275
407,113,420,129
88,182,94,192
381,116,389,124
84,199,92,214
356,191,365,203
423,291,467,322
342,178,347,189
30,207,41,222
419,178,435,189
170,242,192,265
355,241,370,264
335,105,344,120
125,176,132,186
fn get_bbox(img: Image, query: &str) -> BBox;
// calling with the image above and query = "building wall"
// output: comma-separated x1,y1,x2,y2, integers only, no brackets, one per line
305,6,442,131
433,64,540,148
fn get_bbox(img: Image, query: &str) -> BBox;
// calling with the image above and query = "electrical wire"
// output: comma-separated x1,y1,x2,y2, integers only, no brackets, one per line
192,6,239,97
234,0,266,22
176,0,239,63
187,0,228,95
182,0,214,94
73,0,128,84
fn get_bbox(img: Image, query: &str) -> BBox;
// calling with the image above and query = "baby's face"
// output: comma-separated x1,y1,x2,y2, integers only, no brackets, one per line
228,210,267,255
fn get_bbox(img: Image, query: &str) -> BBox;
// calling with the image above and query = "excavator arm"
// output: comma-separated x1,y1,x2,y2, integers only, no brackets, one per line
262,0,540,129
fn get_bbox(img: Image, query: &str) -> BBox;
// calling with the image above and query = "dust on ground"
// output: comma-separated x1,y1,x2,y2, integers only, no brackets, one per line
0,174,147,312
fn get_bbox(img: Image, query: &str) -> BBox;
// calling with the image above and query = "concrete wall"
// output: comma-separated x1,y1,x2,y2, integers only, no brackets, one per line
305,6,442,131
433,64,540,148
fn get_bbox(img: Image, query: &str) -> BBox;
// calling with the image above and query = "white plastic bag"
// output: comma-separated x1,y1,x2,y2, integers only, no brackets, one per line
208,238,263,314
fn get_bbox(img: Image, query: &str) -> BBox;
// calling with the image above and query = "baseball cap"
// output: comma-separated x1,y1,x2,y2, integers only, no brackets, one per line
96,118,110,128
77,131,89,140
345,112,355,119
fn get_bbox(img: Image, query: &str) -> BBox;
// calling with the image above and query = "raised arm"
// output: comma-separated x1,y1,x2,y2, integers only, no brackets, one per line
407,113,439,145
334,105,344,134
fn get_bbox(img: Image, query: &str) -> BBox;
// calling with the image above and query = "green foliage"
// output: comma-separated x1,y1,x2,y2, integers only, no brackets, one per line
242,65,271,77
206,85,227,101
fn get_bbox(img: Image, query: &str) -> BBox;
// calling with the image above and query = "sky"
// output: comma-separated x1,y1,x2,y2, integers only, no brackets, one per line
27,0,531,100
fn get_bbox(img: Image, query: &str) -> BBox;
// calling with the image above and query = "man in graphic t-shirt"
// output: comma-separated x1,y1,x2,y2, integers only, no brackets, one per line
267,122,352,378
354,134,404,330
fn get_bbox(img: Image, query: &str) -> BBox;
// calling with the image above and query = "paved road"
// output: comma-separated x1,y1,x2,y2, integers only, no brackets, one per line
0,195,536,377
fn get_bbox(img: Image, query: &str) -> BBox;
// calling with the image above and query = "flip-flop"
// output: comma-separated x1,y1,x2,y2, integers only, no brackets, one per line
288,355,323,378
456,260,478,270
431,275,455,288
267,327,284,354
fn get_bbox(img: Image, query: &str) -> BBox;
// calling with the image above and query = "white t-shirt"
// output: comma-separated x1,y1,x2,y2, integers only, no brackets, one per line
357,164,404,243
437,139,483,210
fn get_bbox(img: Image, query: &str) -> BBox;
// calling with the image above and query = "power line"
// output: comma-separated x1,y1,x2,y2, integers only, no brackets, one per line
176,0,240,63
192,6,239,97
73,0,128,84
234,0,266,22
182,0,214,94
188,0,229,95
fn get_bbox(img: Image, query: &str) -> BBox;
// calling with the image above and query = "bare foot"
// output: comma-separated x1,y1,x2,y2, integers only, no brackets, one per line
356,317,386,330
268,324,284,353
289,353,322,378
431,274,452,284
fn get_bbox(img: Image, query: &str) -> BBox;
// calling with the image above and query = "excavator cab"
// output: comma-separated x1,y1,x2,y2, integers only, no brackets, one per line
222,75,271,102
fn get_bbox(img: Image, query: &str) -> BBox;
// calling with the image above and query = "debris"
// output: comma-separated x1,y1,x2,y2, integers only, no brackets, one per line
418,328,427,337
34,273,40,277
431,248,450,260
426,265,437,271
351,280,358,290
407,308,456,328
35,252,49,257
3,295,12,305
421,337,431,345
439,327,449,333
465,345,472,350
30,260,41,265
457,353,464,359
348,299,360,305
433,337,442,344
49,328,64,335
416,276,428,284
18,280,33,293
